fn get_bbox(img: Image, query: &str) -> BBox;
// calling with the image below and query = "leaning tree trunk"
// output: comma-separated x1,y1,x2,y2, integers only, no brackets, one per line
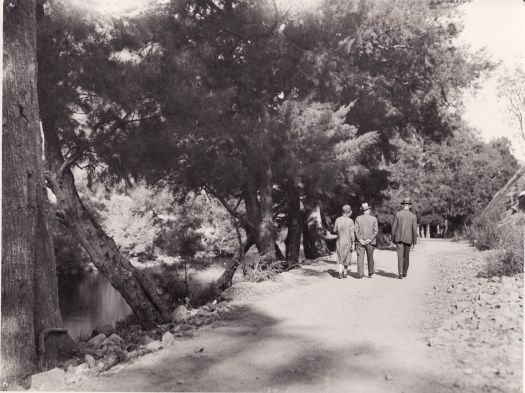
302,203,329,259
1,0,40,382
285,184,301,265
482,166,525,216
41,120,170,329
215,235,256,291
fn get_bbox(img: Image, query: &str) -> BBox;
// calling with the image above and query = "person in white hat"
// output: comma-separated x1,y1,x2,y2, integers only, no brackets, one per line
354,202,378,278
332,205,355,279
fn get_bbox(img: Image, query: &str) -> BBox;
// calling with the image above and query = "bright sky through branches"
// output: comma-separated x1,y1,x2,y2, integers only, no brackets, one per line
459,0,525,160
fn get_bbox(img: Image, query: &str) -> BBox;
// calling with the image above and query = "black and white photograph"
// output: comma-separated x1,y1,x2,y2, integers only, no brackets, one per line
1,0,524,391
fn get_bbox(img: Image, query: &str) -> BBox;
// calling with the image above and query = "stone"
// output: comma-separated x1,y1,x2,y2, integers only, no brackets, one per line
102,354,119,371
74,363,90,375
192,317,205,327
63,359,78,370
31,368,66,391
94,323,113,336
142,335,154,345
162,331,175,347
112,347,129,362
85,355,96,369
103,333,124,347
172,305,189,323
88,333,107,347
172,325,182,333
463,368,473,375
146,340,162,351
197,309,213,317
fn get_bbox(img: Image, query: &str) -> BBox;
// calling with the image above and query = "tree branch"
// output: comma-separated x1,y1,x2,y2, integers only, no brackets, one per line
59,145,88,177
203,186,254,230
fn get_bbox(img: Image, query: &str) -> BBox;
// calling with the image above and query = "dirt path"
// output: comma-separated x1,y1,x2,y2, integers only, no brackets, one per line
71,240,476,392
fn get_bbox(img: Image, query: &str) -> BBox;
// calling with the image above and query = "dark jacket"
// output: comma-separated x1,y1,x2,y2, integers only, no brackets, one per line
391,209,418,245
355,214,378,245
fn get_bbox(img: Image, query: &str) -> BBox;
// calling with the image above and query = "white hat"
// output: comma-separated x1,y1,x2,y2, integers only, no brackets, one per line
519,191,525,198
361,202,371,211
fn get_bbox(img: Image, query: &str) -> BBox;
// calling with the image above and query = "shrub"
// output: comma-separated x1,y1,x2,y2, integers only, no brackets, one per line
471,212,524,277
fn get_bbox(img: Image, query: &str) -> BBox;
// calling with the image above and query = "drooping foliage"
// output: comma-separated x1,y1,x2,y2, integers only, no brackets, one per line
37,0,500,267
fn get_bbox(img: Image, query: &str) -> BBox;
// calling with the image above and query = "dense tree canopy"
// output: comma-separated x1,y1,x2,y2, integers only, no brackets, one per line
63,0,492,257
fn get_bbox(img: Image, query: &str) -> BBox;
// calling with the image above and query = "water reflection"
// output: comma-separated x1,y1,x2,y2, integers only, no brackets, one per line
58,272,131,341
58,259,228,341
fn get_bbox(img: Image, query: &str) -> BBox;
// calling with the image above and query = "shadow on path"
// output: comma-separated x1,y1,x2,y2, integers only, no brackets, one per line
375,269,399,279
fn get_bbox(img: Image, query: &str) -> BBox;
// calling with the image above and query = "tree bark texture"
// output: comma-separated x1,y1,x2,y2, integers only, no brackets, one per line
284,185,301,264
243,169,277,261
215,235,256,291
1,1,40,382
41,120,170,329
302,203,329,259
33,182,77,370
482,167,525,216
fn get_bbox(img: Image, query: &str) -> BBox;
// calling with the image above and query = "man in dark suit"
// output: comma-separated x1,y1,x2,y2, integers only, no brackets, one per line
391,197,418,279
354,202,378,278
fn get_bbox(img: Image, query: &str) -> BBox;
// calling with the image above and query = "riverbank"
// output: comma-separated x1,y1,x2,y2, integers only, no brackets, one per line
29,240,523,392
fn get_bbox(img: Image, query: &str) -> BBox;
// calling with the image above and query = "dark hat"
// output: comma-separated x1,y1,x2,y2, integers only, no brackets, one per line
342,205,351,214
401,197,412,205
360,202,371,211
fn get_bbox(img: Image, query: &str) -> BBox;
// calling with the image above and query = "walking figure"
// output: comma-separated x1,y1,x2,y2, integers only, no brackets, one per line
355,203,378,278
332,205,355,279
391,197,418,279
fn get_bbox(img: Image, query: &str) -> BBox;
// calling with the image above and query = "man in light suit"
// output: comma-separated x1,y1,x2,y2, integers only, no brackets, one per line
391,197,418,279
354,202,378,278
333,205,355,279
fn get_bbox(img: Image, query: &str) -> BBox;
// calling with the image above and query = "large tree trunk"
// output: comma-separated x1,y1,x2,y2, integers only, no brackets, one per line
302,203,329,259
285,184,301,265
1,1,40,382
41,120,170,329
2,1,75,383
256,166,277,259
243,169,276,260
34,178,77,370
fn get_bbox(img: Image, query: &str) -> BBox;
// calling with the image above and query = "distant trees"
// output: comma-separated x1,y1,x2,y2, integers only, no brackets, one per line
379,130,518,235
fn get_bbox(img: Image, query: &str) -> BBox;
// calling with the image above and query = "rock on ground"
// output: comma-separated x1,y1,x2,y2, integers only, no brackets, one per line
172,305,189,323
426,248,523,393
161,331,175,346
88,334,106,348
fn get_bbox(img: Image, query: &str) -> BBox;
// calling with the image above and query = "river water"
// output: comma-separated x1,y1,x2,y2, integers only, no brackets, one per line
58,259,229,341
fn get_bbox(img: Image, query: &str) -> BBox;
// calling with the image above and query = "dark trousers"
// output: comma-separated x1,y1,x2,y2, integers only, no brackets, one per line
396,242,411,276
356,243,375,277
